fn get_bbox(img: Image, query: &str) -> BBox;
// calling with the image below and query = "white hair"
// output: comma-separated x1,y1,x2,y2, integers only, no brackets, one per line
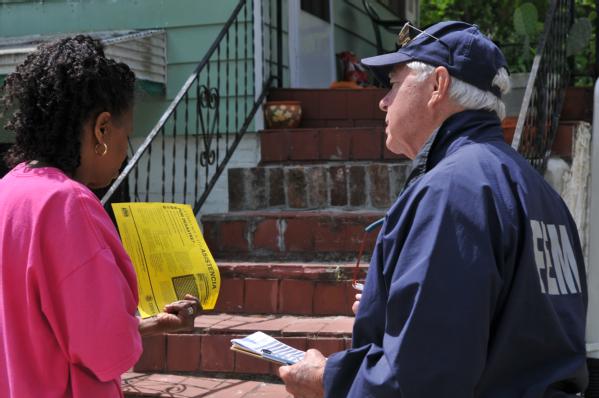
405,61,511,120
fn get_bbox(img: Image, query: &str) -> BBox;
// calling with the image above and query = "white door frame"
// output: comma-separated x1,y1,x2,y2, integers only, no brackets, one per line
288,0,336,88
587,79,599,359
253,0,265,130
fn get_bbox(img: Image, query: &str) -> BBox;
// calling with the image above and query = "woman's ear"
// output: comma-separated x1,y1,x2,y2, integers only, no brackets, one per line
93,111,112,144
428,66,451,107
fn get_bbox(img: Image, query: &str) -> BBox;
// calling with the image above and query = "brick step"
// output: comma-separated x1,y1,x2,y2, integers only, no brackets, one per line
123,372,290,397
228,161,411,212
268,88,387,128
201,210,382,261
261,119,581,165
502,119,584,160
133,314,353,377
267,87,592,127
214,262,364,316
260,127,400,164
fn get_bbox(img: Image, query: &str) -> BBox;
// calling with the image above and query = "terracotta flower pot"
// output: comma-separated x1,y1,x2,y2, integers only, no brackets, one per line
502,116,517,145
263,101,302,129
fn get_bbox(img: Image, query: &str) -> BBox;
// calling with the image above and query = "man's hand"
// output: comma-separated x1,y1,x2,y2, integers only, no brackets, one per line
139,294,201,336
279,349,326,398
352,293,362,315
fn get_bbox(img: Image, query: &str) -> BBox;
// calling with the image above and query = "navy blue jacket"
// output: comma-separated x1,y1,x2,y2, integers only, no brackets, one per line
324,110,588,397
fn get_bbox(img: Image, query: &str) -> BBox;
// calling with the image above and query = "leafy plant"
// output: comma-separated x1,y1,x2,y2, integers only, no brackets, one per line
567,17,593,56
512,2,591,69
513,3,542,67
571,0,596,85
420,0,596,85
511,2,544,72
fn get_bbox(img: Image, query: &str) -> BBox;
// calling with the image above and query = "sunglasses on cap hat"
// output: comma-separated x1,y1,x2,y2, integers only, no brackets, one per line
396,22,454,66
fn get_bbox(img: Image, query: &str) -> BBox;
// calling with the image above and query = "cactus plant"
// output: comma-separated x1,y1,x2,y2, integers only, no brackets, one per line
513,2,540,38
513,2,591,67
513,3,543,65
567,17,593,57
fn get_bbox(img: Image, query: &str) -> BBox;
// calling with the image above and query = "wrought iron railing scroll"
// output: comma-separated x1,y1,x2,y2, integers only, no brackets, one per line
100,0,286,213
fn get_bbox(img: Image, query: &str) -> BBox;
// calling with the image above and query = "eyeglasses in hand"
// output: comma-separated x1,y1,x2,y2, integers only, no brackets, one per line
352,218,384,292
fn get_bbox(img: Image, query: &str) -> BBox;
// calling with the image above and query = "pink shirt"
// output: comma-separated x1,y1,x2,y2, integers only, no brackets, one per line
0,163,142,397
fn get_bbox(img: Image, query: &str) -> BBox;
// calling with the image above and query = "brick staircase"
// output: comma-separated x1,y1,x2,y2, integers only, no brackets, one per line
122,87,590,397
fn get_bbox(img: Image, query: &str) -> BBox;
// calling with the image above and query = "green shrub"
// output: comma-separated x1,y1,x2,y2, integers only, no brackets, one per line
419,0,595,86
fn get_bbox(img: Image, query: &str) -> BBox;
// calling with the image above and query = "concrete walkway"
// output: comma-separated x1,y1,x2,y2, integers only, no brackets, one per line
122,372,291,397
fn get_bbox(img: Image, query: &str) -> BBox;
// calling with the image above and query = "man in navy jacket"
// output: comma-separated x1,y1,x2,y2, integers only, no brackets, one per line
279,21,588,397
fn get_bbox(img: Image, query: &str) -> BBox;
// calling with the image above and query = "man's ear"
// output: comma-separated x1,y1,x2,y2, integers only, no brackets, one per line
428,66,451,106
93,111,112,144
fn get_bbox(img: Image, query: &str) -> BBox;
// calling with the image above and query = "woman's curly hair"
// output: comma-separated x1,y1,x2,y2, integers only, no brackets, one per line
1,35,135,174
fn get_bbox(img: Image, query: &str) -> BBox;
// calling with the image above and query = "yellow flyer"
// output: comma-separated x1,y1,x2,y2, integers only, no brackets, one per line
112,202,220,318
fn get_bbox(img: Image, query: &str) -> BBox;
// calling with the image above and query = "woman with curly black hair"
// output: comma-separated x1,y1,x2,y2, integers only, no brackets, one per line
0,35,200,397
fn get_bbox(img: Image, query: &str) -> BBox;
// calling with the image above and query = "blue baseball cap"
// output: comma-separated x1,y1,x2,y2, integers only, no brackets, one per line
361,21,508,97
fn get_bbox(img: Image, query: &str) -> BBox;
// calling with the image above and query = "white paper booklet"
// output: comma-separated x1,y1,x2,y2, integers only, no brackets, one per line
230,331,305,365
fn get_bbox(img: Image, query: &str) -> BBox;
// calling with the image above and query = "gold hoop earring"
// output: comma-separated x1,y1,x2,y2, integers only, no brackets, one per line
94,142,108,157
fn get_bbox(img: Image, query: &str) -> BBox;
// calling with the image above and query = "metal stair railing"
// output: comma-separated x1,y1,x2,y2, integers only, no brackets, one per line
510,0,574,174
100,0,286,214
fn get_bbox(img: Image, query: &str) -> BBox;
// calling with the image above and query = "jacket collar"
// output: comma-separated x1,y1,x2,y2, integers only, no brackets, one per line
402,109,504,191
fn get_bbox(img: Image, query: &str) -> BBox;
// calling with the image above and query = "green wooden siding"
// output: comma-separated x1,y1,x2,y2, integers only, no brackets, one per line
0,0,268,142
0,0,382,144
0,1,238,36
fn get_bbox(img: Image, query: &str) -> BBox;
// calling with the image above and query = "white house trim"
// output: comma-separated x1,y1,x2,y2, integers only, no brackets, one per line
0,29,167,85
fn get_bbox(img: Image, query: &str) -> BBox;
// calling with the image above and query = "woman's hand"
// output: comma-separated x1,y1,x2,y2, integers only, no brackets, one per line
139,294,201,336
